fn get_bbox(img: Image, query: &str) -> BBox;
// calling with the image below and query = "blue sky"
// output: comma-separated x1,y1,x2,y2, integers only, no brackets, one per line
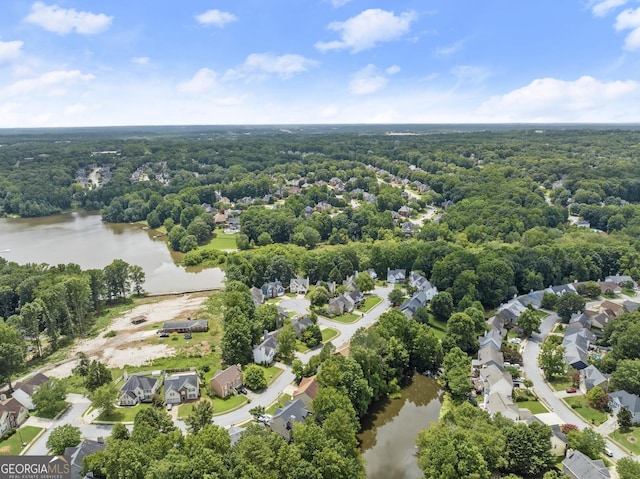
1,0,640,126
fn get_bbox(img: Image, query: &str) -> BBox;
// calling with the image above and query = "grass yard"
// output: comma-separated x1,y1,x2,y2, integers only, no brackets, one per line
31,401,69,419
96,403,153,422
564,396,608,425
266,394,291,415
212,395,248,415
321,327,339,342
295,341,310,353
328,312,361,324
262,365,284,386
516,400,548,414
358,296,382,313
0,426,42,455
611,427,640,455
548,376,574,392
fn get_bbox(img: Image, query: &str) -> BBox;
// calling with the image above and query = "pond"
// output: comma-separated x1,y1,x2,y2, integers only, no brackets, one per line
359,374,443,479
0,212,225,293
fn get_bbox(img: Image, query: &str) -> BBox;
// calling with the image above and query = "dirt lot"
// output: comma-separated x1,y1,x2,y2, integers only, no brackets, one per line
46,294,208,378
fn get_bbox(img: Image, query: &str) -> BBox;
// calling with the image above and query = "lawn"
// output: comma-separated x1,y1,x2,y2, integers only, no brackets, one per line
622,287,636,297
31,401,69,419
358,296,382,313
0,426,42,455
327,312,361,324
548,376,574,392
564,396,608,425
295,341,310,353
207,232,238,250
321,327,339,342
212,395,248,415
516,400,548,414
611,427,640,455
266,394,290,415
262,365,284,386
96,403,153,422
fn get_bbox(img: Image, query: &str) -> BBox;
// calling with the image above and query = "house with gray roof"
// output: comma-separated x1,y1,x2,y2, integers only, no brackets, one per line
289,277,309,295
479,329,503,350
400,289,429,318
270,398,310,442
485,392,525,421
582,365,609,393
605,274,634,287
516,290,544,309
164,372,200,404
365,269,378,281
609,390,640,424
562,449,610,479
328,294,355,315
64,438,106,479
474,345,504,371
480,364,512,397
292,315,315,338
262,281,285,299
118,374,161,406
250,287,264,306
563,331,590,370
387,268,407,284
254,331,278,365
546,284,577,296
12,372,50,410
623,300,640,314
161,319,209,334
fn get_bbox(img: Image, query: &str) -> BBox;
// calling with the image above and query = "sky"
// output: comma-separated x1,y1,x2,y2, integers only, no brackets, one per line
1,0,640,127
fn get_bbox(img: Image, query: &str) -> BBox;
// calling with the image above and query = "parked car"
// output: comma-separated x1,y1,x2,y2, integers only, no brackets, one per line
158,331,169,338
566,387,577,393
166,403,173,411
605,448,613,457
508,338,522,344
184,332,192,339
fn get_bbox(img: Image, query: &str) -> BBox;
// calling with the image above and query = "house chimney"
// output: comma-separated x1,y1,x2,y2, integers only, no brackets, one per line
264,330,269,341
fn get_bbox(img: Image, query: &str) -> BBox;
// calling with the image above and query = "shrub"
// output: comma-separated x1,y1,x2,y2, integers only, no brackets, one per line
104,330,116,338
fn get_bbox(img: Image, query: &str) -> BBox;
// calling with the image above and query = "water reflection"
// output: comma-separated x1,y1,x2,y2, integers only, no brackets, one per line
359,374,442,479
0,212,225,293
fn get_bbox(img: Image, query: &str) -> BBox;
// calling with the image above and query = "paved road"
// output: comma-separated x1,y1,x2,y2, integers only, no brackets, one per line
26,394,113,456
214,284,392,427
24,285,394,446
523,312,627,461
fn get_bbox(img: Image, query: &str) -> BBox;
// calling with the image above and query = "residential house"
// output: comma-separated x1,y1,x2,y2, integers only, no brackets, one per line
316,280,336,295
528,414,567,456
609,390,640,424
261,281,285,299
293,376,319,408
228,425,244,445
496,300,527,325
485,392,523,421
400,290,430,318
516,290,544,309
254,331,278,365
581,365,609,393
0,398,28,432
474,345,504,371
164,372,200,404
480,364,512,397
401,222,416,236
226,217,241,232
289,277,309,295
479,329,504,350
303,206,314,217
398,205,411,217
347,289,365,308
623,300,640,314
12,372,50,410
250,287,265,307
605,274,635,288
587,310,612,330
387,268,407,284
161,319,209,334
598,281,622,295
563,329,591,370
270,399,310,442
599,300,624,319
64,438,106,479
342,274,357,292
546,284,576,296
562,449,610,479
328,294,355,315
118,374,161,406
214,212,228,225
486,316,506,336
365,269,378,282
292,315,315,338
210,365,243,398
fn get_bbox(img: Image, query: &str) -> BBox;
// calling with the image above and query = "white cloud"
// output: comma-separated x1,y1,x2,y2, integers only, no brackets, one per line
24,2,113,35
315,9,417,53
131,57,150,65
478,76,640,121
615,7,640,50
349,64,400,95
177,68,218,94
1,70,95,98
225,53,318,81
195,9,238,27
0,40,24,63
434,40,463,57
590,0,628,17
330,0,352,6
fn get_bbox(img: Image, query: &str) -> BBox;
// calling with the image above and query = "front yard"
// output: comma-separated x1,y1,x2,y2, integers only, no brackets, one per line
327,312,361,324
547,375,574,392
357,296,382,313
611,427,640,455
321,327,339,342
96,403,154,422
516,400,549,414
0,426,42,455
563,396,608,426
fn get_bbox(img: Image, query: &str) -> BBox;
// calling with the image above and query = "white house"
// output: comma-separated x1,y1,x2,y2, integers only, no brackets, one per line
253,331,278,365
12,373,50,410
118,374,161,406
609,390,640,424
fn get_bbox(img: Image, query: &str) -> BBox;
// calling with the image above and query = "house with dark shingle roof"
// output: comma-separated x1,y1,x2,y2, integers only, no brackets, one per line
609,390,640,424
292,315,315,338
64,438,106,479
262,281,285,299
254,331,278,365
164,372,200,404
387,268,406,284
118,374,161,406
581,365,609,393
270,399,310,442
12,372,50,410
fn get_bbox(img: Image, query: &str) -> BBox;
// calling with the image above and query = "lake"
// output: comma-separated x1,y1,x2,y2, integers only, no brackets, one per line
359,374,442,479
0,212,225,293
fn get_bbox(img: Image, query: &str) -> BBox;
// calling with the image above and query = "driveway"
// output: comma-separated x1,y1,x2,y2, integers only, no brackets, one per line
523,313,628,461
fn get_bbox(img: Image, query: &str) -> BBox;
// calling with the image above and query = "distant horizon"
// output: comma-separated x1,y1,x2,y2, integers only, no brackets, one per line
1,1,640,127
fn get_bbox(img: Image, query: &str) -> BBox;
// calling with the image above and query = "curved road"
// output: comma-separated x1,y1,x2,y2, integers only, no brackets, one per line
523,312,627,461
25,285,393,453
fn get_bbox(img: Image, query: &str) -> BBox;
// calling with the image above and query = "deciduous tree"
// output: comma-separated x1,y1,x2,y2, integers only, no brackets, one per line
47,424,81,455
